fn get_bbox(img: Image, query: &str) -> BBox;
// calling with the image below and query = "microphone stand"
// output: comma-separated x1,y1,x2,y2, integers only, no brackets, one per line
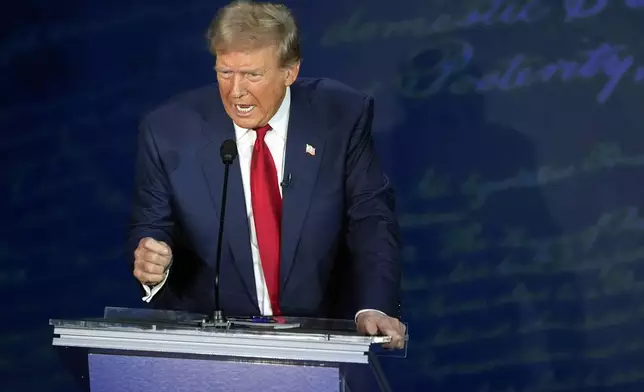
202,140,236,329
210,161,230,328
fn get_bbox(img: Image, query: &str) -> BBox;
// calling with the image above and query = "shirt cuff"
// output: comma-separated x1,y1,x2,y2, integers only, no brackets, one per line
354,308,387,323
141,268,170,302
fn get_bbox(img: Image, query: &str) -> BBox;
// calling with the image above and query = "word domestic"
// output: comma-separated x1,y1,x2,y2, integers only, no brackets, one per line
321,0,644,46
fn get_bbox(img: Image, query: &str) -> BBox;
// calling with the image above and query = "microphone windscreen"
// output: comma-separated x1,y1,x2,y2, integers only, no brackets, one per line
220,139,238,164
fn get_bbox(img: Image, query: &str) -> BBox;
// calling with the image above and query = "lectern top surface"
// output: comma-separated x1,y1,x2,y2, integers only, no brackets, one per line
49,307,390,344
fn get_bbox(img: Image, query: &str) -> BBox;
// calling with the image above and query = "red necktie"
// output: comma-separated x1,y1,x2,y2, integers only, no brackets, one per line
250,124,282,315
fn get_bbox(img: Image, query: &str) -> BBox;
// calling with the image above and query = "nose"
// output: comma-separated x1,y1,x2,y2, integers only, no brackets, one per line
231,74,247,98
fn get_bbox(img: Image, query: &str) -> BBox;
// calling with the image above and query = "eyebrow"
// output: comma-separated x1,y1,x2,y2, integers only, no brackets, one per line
215,66,265,73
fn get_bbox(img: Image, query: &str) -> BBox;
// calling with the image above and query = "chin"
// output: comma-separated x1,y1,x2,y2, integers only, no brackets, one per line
232,117,260,129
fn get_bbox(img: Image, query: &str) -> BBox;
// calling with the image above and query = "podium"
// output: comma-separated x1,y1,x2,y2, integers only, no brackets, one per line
50,307,402,392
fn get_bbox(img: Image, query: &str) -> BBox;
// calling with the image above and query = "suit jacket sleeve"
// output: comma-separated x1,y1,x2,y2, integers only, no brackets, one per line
127,117,177,304
344,95,402,318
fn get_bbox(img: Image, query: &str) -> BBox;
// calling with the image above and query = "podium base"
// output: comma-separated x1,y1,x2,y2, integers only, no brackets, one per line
199,310,230,328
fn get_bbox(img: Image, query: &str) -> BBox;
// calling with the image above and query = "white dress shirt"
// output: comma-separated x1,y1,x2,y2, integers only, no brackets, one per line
228,86,291,315
141,87,382,320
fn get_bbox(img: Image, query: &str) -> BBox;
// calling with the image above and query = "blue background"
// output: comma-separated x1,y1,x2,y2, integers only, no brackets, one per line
3,0,644,390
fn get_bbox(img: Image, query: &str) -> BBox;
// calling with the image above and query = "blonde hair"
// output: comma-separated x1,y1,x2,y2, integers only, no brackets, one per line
206,1,301,68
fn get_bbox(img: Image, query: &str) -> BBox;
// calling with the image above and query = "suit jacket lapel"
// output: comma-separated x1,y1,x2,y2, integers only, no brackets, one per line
196,104,258,309
280,85,325,292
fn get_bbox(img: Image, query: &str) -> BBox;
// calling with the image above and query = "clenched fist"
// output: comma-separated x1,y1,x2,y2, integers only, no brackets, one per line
133,237,172,286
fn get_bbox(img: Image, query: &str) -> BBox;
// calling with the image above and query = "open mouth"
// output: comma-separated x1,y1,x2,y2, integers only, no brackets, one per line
235,104,255,115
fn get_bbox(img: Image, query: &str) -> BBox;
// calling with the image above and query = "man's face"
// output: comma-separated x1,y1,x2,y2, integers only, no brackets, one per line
215,46,299,129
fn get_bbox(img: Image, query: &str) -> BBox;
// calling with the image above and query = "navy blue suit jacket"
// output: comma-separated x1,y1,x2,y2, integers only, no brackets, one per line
128,78,401,319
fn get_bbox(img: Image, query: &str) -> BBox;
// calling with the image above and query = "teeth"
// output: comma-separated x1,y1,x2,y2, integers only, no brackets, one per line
236,105,255,113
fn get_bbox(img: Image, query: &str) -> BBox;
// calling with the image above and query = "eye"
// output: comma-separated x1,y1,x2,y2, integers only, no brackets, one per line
217,70,232,78
246,73,262,81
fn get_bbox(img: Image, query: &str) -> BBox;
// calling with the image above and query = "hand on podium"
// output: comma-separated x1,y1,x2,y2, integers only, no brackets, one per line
356,310,406,350
133,237,172,286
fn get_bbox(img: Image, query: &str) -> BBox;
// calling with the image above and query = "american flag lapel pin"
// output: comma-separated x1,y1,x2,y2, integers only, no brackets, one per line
305,144,316,156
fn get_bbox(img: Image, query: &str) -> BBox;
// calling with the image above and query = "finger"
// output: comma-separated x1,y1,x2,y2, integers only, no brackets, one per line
141,237,171,256
158,241,171,252
133,267,164,285
378,320,405,349
379,325,400,341
141,250,172,266
390,324,406,350
389,334,404,350
363,318,380,336
134,258,166,276
141,261,165,275
381,338,401,350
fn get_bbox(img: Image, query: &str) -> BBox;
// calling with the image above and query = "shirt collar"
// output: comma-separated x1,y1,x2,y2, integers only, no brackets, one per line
233,86,290,142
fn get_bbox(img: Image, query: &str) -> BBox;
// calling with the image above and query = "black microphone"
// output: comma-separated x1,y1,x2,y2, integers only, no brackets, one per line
210,139,237,327
281,173,292,188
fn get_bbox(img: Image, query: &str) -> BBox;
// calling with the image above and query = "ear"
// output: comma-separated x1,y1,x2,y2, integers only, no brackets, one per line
284,61,300,86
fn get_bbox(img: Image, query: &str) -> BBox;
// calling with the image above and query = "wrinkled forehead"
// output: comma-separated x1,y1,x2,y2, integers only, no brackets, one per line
215,45,281,69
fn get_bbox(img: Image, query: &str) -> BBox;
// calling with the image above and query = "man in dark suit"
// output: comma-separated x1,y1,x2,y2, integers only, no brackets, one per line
129,0,405,348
